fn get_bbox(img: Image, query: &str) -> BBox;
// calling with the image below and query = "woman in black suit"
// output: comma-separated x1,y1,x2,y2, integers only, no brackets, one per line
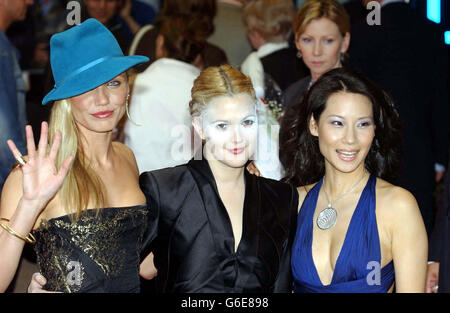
137,65,299,292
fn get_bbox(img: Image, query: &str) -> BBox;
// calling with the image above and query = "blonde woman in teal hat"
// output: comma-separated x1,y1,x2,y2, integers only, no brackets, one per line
0,18,150,293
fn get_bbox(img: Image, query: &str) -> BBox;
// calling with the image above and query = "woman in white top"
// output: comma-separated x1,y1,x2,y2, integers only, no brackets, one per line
124,15,204,173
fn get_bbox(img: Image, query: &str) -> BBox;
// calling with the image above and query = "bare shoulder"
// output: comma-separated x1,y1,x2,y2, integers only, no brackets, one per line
375,177,422,226
296,183,317,213
376,178,418,210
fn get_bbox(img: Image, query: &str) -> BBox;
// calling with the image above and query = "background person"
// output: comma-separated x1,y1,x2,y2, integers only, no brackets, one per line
349,0,449,236
129,0,227,72
0,0,34,194
279,0,350,181
123,15,204,172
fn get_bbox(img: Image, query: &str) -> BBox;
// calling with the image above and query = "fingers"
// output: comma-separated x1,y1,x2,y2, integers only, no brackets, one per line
27,272,46,293
38,121,49,159
56,155,74,183
8,123,52,163
34,272,47,286
246,162,261,177
6,139,25,163
25,125,37,160
425,279,433,293
48,131,62,162
27,272,62,293
426,277,439,293
429,283,439,293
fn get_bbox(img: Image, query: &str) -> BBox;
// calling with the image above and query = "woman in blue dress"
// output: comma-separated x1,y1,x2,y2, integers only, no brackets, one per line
284,68,428,292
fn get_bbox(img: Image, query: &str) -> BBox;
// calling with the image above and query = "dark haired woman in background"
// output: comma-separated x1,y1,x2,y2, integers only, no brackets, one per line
129,0,227,72
287,68,427,292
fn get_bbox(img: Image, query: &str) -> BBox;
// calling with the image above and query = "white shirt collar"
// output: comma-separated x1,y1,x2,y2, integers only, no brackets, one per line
256,42,289,59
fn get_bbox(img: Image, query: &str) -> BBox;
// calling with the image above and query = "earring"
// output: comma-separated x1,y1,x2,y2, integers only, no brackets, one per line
125,96,141,126
296,51,302,59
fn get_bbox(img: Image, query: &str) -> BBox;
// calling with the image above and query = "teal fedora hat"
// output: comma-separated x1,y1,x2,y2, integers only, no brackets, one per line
42,18,149,105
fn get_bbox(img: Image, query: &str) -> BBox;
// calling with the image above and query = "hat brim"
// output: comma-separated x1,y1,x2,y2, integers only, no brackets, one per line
42,55,149,105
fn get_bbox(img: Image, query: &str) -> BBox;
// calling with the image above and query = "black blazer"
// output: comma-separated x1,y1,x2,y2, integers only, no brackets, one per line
429,167,450,292
140,158,299,293
260,47,309,92
349,2,449,192
282,76,311,113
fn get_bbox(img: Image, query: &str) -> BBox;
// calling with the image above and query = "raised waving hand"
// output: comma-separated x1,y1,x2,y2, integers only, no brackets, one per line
6,122,73,212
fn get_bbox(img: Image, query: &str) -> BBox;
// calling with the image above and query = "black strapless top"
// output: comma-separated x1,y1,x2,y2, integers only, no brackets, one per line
32,205,148,293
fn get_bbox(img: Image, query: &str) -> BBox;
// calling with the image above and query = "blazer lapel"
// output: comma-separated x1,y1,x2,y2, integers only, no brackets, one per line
187,158,235,256
187,158,261,288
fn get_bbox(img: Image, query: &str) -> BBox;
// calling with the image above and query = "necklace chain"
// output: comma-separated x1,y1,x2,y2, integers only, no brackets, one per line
323,170,367,208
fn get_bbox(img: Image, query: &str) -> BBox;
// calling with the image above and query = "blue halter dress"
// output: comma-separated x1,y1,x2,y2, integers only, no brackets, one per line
291,174,395,293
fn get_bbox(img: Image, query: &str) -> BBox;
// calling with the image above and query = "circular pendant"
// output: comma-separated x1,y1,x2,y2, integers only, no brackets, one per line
316,207,337,230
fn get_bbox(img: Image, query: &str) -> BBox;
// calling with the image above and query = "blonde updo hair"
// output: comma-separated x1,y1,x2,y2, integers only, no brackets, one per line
243,0,295,43
293,0,350,41
189,65,256,117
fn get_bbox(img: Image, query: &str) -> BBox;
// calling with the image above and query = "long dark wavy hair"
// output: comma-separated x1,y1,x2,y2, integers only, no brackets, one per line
280,68,403,186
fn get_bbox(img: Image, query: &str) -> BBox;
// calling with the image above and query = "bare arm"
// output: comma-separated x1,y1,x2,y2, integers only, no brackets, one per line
0,123,72,292
0,180,41,292
391,188,428,292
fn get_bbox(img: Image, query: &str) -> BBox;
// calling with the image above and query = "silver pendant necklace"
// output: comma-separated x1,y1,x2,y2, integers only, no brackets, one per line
316,171,367,230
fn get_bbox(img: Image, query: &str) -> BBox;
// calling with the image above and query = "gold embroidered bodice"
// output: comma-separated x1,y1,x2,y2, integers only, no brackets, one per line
32,205,148,293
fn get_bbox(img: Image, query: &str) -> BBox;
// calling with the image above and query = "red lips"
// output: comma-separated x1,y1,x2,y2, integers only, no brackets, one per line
311,61,324,67
91,110,113,119
229,148,245,155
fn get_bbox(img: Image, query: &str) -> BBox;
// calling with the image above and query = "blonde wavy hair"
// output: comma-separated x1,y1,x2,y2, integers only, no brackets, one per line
189,65,256,117
49,99,106,221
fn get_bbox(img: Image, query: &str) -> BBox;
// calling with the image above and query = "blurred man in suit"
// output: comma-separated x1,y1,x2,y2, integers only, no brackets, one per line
0,0,34,194
427,159,450,293
349,0,449,235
